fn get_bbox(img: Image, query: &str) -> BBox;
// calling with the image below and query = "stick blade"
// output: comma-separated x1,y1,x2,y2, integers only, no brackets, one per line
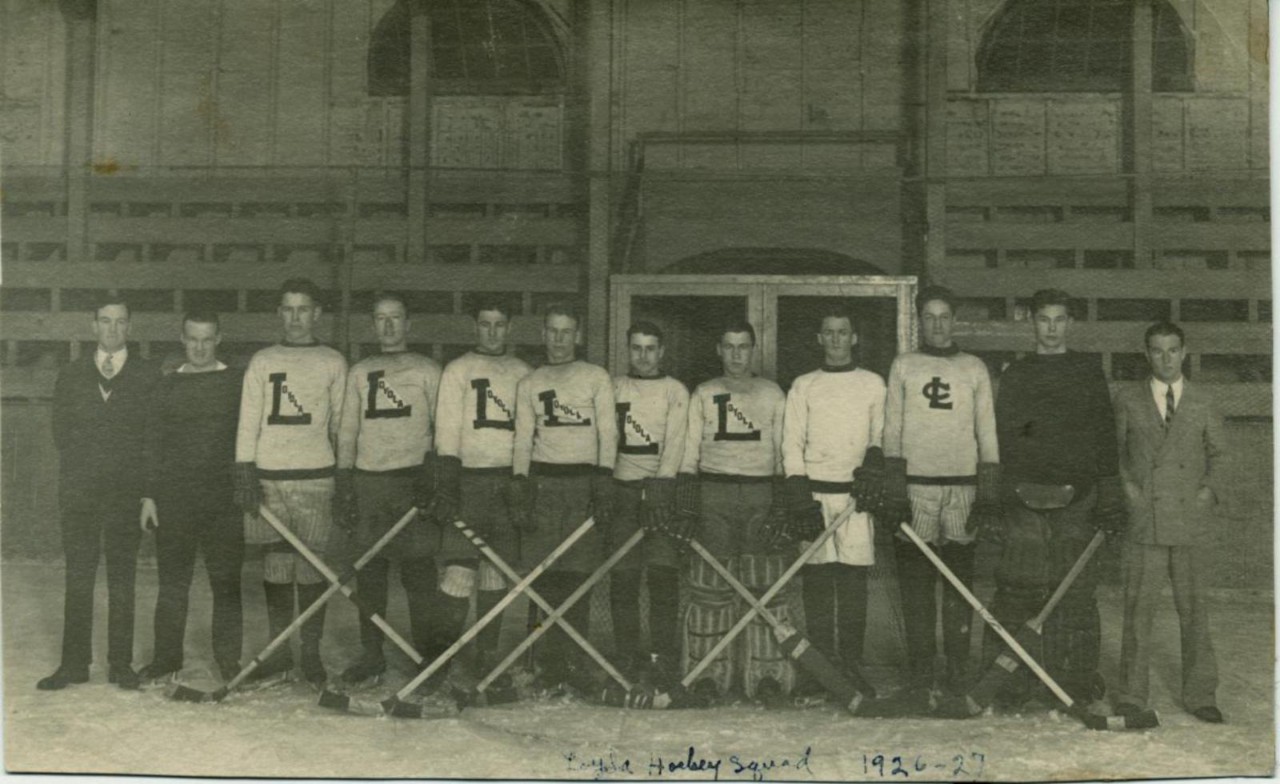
1078,708,1161,731
166,683,223,704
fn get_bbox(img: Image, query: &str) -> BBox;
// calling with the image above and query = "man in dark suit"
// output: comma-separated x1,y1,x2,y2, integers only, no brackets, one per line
1113,322,1227,723
40,297,159,690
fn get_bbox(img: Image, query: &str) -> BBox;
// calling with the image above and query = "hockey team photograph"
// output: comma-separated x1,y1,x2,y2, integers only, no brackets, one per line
0,0,1274,781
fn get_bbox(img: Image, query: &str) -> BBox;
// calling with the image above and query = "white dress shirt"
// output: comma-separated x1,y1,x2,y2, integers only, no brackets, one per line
1150,376,1184,420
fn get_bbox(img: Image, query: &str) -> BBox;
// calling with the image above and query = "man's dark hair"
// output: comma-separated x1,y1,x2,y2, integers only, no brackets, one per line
280,277,322,305
1144,321,1185,349
719,320,757,346
544,302,580,328
1030,288,1073,317
371,290,409,314
815,306,857,334
92,295,130,319
470,297,513,322
916,285,957,316
627,321,665,345
182,310,221,331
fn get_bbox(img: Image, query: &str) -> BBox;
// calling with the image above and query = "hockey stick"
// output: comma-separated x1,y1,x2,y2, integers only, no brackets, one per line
686,536,875,714
679,501,861,692
900,522,1158,730
318,516,596,718
964,529,1109,713
462,524,645,700
169,506,420,703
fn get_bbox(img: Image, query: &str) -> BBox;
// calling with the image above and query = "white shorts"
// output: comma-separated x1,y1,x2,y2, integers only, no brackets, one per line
804,493,875,567
901,484,976,545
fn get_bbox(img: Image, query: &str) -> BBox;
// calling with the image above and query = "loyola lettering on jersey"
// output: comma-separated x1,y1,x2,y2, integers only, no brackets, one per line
613,375,690,481
436,352,532,469
236,343,347,474
683,377,784,478
338,352,441,472
514,360,617,471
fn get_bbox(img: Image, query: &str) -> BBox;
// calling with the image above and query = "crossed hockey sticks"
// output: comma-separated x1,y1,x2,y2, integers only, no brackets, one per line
169,506,421,703
899,522,1158,731
456,523,644,704
319,516,596,718
674,502,863,698
686,536,876,713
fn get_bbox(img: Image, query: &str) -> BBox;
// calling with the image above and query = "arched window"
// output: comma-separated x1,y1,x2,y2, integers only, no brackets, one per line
369,0,565,96
977,0,1193,92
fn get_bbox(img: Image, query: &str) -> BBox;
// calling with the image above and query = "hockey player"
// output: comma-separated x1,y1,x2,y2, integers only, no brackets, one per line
511,304,617,690
782,307,885,701
335,292,442,686
990,288,1125,708
610,321,689,686
432,299,532,679
882,286,999,705
233,278,347,687
138,311,244,686
678,321,789,700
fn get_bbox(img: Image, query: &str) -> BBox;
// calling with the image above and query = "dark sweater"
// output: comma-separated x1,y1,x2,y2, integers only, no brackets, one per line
144,366,243,503
995,351,1119,487
53,354,160,500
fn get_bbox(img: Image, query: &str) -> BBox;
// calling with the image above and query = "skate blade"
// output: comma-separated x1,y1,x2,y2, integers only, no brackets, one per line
337,673,384,691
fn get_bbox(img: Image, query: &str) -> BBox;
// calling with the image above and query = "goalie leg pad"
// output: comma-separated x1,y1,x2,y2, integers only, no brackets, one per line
684,557,736,696
993,505,1054,591
738,554,795,698
1044,598,1103,703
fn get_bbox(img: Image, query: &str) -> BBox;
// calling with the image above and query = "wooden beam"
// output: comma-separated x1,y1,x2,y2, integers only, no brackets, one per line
0,312,550,347
930,268,1269,300
953,321,1270,355
2,261,583,293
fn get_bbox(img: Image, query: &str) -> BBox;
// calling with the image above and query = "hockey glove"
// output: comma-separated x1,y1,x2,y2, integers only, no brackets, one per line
876,457,912,533
1093,475,1128,537
759,478,793,550
852,447,886,514
784,475,826,541
428,454,462,525
506,475,537,533
333,468,359,533
664,472,701,545
590,468,616,528
965,462,1004,542
641,477,676,534
232,462,262,515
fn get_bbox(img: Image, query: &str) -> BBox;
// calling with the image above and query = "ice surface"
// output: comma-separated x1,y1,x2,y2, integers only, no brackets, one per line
3,561,1273,781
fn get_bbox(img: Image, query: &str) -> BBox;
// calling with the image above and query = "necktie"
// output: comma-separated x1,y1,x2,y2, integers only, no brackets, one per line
1164,384,1175,427
101,353,115,380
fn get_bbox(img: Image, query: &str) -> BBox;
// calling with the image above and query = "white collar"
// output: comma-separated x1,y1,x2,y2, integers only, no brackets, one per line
177,360,228,374
1149,376,1183,395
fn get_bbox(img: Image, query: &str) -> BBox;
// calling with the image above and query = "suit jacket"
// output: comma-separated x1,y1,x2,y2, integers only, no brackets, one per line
1114,379,1227,546
52,351,160,506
